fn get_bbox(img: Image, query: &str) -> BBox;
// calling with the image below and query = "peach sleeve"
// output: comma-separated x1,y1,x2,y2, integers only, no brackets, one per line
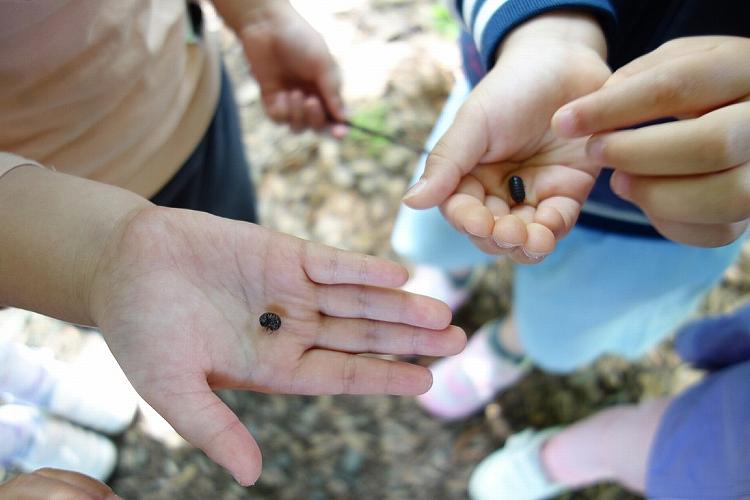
0,153,45,181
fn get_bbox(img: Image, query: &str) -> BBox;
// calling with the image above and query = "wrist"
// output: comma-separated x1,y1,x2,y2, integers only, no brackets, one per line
498,11,607,63
86,203,158,328
212,0,294,36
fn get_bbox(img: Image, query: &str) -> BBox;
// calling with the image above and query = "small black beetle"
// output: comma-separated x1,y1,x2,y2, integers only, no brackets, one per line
508,175,525,204
259,312,281,332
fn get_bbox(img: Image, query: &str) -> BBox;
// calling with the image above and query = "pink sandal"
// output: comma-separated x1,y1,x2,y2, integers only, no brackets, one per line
417,319,531,420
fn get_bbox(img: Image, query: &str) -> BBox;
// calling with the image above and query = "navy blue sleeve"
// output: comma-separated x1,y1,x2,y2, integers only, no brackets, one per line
452,0,616,70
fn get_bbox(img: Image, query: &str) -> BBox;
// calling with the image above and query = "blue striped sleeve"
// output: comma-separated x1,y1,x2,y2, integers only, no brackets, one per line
452,0,616,70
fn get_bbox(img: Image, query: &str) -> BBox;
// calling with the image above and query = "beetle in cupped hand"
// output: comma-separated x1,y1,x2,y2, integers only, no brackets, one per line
508,175,525,204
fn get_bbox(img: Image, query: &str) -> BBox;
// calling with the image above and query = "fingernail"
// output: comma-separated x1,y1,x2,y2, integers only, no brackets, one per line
403,179,426,200
610,171,631,199
586,137,606,162
493,238,517,249
553,107,578,137
522,248,547,261
233,474,254,487
331,123,348,139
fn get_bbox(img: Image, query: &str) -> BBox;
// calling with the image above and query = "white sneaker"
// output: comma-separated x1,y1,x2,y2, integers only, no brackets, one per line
46,344,139,435
469,428,567,500
0,404,117,482
0,337,138,435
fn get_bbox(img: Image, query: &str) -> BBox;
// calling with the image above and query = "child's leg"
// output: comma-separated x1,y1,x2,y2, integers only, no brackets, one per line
542,398,670,491
470,296,750,499
468,398,671,499
514,226,746,372
421,227,744,421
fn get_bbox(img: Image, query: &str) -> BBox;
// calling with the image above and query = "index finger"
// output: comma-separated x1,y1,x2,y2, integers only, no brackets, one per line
302,242,408,287
612,164,750,225
553,48,750,138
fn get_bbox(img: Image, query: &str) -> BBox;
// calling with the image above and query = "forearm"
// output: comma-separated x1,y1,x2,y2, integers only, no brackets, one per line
211,0,294,35
0,162,151,325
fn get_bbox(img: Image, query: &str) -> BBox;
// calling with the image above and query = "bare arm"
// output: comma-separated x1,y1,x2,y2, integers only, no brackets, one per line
0,159,150,324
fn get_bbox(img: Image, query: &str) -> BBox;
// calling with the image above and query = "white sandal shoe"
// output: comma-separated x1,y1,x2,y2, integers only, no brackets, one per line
469,428,568,500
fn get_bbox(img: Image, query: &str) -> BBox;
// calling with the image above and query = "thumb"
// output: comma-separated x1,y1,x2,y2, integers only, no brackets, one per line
150,376,262,486
402,100,489,209
316,63,345,122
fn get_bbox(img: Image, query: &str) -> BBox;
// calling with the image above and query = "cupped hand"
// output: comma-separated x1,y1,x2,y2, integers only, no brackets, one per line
238,2,346,135
554,36,750,246
89,207,464,486
404,39,610,262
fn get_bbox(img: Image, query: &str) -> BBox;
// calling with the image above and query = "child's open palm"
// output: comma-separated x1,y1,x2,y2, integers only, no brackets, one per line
89,207,465,486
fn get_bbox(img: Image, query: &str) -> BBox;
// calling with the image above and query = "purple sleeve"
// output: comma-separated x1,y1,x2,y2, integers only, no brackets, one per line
646,303,750,496
646,360,750,497
674,302,750,371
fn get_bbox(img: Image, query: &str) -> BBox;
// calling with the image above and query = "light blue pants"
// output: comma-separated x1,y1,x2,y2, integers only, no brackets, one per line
391,77,747,372
514,227,744,372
